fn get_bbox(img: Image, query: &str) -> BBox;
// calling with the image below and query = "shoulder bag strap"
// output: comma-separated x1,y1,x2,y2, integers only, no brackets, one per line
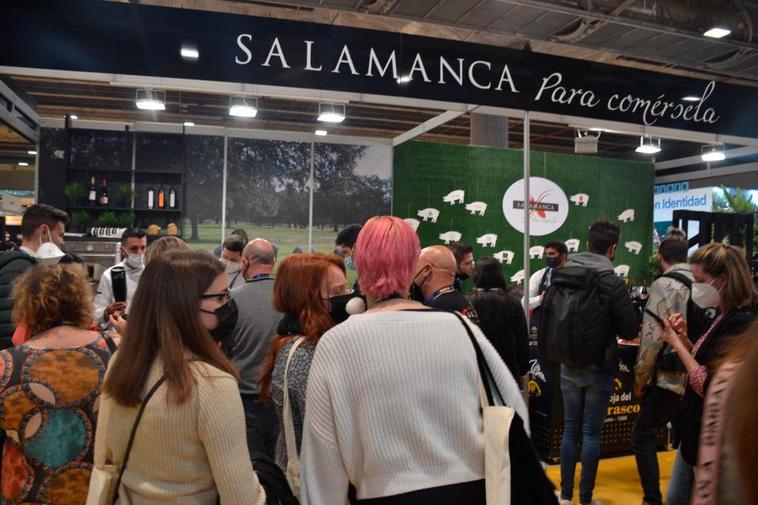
283,337,306,466
110,376,166,505
450,311,505,408
100,329,118,354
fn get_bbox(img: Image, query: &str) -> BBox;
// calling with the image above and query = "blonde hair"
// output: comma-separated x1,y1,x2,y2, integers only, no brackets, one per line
689,243,758,312
12,264,94,336
144,236,190,264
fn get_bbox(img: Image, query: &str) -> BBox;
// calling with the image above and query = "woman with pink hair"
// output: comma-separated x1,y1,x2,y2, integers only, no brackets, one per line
299,216,530,505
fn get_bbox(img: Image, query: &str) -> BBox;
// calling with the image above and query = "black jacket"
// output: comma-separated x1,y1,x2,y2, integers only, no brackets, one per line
680,305,757,465
0,250,36,349
564,252,641,370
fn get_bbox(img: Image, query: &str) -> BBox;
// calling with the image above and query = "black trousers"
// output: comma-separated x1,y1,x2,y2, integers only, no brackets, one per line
348,480,485,505
240,394,279,460
631,386,683,505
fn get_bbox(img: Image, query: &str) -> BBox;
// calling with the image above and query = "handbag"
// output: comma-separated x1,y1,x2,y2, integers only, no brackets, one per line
451,312,557,505
86,376,166,505
282,337,306,498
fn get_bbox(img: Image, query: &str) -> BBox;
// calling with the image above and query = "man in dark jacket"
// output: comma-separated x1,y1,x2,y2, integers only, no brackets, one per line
0,204,68,348
557,220,640,505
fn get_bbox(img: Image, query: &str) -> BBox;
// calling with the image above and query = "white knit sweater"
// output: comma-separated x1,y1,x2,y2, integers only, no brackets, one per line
300,310,528,504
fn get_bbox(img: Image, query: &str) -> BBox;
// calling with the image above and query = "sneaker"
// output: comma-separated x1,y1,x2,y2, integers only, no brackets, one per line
555,491,573,505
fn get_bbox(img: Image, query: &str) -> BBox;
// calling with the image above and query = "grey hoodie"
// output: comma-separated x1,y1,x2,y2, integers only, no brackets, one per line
565,251,615,272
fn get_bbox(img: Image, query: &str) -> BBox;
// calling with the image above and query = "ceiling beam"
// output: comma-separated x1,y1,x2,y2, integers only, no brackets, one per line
393,107,478,146
655,146,758,170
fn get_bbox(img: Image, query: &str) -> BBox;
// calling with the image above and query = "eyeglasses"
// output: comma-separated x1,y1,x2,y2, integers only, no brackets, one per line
201,291,231,303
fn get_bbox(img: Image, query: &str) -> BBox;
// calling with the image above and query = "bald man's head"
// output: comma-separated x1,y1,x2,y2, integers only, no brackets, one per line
414,245,457,298
241,238,276,279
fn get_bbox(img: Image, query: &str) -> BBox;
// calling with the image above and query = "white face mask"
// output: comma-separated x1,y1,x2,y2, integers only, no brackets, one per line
223,258,241,275
691,279,721,308
36,227,65,266
126,254,144,269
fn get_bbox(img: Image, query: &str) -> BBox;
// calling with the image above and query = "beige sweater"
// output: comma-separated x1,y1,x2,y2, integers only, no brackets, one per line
93,357,266,505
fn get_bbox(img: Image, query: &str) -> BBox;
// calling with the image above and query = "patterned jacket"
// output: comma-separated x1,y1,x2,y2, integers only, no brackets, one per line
634,263,692,395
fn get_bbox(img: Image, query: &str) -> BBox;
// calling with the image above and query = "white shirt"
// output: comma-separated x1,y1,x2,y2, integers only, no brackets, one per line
527,266,550,310
300,310,528,504
94,260,144,321
18,246,36,258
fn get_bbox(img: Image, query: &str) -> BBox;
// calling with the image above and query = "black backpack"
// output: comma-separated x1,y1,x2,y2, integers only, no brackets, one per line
251,453,300,505
537,266,613,368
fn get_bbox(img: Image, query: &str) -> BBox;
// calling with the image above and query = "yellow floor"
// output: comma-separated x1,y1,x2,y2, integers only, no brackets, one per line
545,451,676,505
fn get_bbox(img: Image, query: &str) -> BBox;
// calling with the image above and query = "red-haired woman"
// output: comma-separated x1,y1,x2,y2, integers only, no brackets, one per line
258,253,348,478
299,216,531,505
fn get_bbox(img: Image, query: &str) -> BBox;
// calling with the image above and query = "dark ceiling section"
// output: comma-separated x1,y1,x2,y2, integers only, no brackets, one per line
255,0,758,84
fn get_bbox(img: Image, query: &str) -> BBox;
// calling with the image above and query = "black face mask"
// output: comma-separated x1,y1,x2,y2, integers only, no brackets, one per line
328,294,353,324
202,298,239,343
410,267,430,302
456,272,470,282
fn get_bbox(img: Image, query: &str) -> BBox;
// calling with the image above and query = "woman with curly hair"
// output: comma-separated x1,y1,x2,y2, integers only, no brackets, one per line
0,264,113,505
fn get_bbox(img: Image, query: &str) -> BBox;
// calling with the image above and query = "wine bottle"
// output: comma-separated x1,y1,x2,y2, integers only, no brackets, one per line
147,185,155,210
88,176,97,206
99,178,109,206
168,186,176,209
157,185,166,209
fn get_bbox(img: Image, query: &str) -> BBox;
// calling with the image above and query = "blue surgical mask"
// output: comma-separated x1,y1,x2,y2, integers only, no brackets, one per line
345,256,355,271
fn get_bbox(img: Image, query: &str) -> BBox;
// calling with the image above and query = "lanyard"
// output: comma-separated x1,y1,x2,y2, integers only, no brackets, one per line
426,286,455,304
246,273,273,282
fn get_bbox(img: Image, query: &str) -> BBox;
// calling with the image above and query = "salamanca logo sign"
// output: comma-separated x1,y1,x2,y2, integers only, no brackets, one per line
235,35,520,93
502,177,569,236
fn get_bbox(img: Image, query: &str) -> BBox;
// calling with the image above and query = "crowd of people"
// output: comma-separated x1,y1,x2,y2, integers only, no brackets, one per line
0,203,755,505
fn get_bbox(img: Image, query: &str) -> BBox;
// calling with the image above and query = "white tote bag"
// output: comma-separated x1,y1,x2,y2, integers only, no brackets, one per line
282,337,305,498
480,380,515,505
454,311,515,505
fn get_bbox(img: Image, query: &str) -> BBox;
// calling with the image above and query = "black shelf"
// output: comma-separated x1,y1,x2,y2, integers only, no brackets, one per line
135,170,184,176
134,208,182,213
67,167,133,174
67,206,133,212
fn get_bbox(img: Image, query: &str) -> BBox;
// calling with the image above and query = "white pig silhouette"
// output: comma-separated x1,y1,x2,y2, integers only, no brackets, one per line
570,193,589,207
529,246,545,259
565,238,580,253
510,269,525,284
403,218,420,232
417,208,440,223
618,209,635,223
476,234,498,248
442,190,465,205
493,250,515,265
465,201,487,216
614,264,630,278
439,231,462,244
625,241,643,255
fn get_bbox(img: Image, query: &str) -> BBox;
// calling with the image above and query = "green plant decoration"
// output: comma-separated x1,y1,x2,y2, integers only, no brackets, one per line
71,210,91,232
96,211,119,227
118,211,135,227
63,182,85,205
117,184,135,206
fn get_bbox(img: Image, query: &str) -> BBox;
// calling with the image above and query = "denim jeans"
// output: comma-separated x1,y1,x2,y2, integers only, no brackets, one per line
559,365,613,505
666,450,694,505
240,394,279,459
632,386,683,505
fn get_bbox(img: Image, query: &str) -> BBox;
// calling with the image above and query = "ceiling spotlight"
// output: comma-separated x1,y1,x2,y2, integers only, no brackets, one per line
397,75,412,84
635,136,661,154
575,130,600,154
315,129,328,136
27,150,37,155
318,103,346,123
704,27,731,38
183,121,195,127
682,96,701,102
18,162,29,166
229,96,258,118
180,46,199,60
136,89,166,111
68,114,78,120
701,144,726,162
